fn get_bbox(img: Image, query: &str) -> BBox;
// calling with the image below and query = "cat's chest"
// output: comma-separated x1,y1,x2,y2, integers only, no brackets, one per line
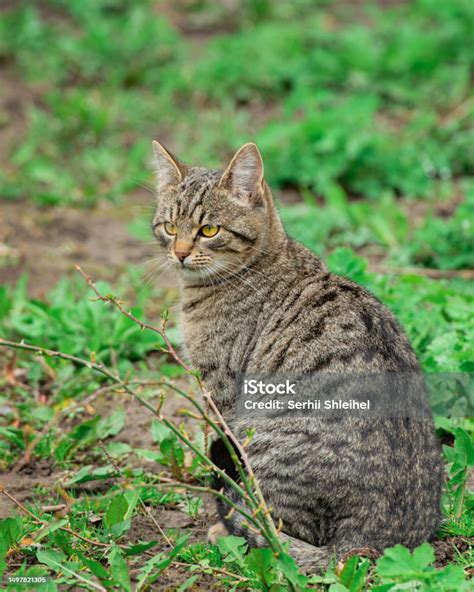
181,293,259,381
184,310,248,364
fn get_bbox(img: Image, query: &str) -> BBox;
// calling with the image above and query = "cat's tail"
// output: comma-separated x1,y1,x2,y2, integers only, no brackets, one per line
279,533,338,572
209,438,340,572
209,520,339,572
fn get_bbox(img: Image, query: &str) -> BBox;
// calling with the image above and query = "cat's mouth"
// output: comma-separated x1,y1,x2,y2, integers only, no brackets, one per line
180,260,206,271
180,264,210,277
178,257,213,273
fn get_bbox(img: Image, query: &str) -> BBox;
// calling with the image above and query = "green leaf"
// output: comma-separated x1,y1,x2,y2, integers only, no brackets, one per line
245,548,277,587
124,540,158,556
216,535,248,568
376,543,435,581
96,408,126,439
151,420,172,444
349,559,370,592
36,549,67,571
37,550,99,589
431,564,471,591
106,442,132,456
0,517,22,547
339,555,359,588
30,406,55,422
109,546,131,592
136,553,171,590
123,490,140,520
34,518,69,543
454,428,474,468
0,427,26,450
78,552,114,588
275,551,310,588
65,465,116,485
105,494,128,528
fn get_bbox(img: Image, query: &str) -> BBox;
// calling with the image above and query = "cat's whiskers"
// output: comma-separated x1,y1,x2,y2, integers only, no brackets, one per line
140,260,175,288
131,180,156,196
141,259,174,289
211,261,265,298
137,254,167,269
134,240,166,247
214,258,270,281
203,267,220,297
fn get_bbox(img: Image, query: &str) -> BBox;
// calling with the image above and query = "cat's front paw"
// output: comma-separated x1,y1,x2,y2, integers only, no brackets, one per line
207,521,230,544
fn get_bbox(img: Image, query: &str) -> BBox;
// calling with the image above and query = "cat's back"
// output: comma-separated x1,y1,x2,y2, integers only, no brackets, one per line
183,236,420,381
248,239,420,375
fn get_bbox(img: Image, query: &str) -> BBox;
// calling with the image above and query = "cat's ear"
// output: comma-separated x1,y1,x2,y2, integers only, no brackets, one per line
152,140,186,192
219,142,264,200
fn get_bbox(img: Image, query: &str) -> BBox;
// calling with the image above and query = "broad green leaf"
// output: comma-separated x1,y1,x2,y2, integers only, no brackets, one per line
109,546,131,592
65,465,116,485
78,552,115,588
339,555,359,588
34,518,69,543
151,420,172,444
454,428,474,468
105,495,128,528
96,408,126,439
0,517,22,547
376,543,435,581
216,535,248,568
124,540,158,556
245,548,277,587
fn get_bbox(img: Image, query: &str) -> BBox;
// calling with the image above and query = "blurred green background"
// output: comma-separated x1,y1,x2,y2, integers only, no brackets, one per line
1,0,473,258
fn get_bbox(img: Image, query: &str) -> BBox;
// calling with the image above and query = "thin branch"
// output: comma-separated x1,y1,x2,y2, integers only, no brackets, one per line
75,265,195,376
1,268,296,586
0,487,110,549
145,480,260,531
202,390,281,542
159,382,258,504
0,339,257,529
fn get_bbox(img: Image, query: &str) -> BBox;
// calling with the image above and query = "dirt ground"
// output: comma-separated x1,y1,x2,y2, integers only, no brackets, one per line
0,383,223,588
0,194,178,298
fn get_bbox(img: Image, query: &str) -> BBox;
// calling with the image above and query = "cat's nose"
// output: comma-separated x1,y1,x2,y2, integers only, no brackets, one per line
174,241,192,263
175,250,189,262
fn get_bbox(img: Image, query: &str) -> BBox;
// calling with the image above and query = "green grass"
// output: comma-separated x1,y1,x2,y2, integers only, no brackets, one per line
0,259,472,590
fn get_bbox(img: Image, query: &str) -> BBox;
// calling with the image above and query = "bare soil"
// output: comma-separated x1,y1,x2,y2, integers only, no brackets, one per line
0,385,222,588
0,195,179,298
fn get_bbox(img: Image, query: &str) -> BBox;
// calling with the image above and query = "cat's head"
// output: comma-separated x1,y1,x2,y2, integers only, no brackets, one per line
152,141,283,283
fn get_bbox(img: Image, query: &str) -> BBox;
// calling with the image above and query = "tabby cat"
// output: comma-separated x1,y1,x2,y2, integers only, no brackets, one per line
151,140,443,571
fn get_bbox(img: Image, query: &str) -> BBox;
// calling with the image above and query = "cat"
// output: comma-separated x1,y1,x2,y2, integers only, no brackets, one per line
151,140,443,571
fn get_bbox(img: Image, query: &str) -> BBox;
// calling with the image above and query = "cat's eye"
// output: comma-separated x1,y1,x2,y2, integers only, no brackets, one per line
164,222,177,235
200,225,220,238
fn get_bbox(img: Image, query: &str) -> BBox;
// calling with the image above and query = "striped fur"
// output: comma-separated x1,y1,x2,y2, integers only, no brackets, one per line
152,142,443,572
